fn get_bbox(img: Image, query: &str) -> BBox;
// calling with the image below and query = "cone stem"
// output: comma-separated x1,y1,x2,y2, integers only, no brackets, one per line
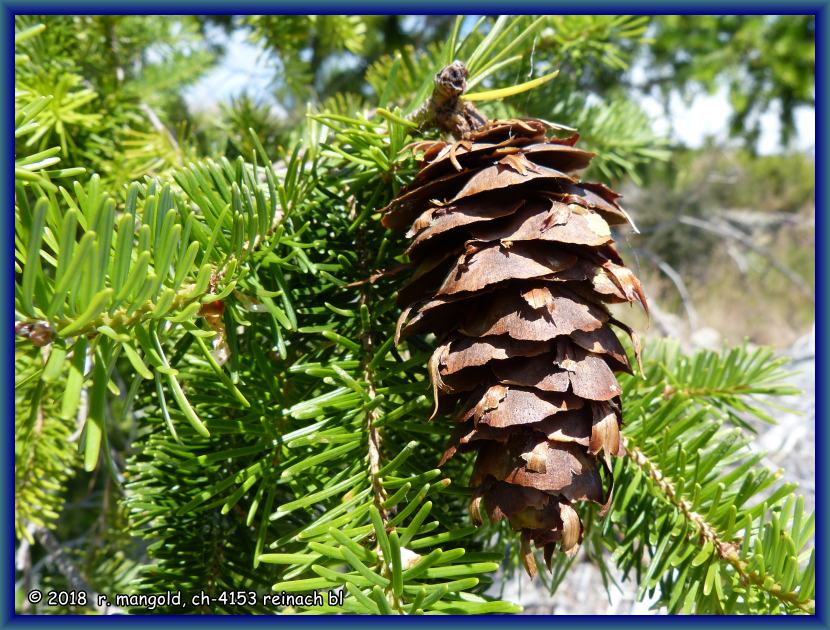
409,61,488,139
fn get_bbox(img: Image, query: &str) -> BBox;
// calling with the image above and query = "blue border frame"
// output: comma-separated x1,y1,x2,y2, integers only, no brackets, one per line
3,3,826,627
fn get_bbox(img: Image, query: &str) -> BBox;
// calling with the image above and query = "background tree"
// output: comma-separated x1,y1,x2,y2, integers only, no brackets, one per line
14,14,814,615
637,15,815,147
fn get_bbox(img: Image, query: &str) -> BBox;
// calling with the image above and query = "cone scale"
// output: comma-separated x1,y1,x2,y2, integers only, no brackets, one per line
382,118,647,576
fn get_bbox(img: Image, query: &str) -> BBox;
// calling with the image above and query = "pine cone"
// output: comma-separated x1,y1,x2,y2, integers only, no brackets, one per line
381,118,647,576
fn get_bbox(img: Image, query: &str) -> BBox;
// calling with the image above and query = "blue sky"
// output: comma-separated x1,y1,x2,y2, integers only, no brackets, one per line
183,24,815,156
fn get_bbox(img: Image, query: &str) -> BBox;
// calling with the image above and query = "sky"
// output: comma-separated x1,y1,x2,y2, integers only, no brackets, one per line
184,29,275,113
183,26,816,156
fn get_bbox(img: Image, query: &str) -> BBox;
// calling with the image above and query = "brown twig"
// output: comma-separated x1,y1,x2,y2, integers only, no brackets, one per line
343,263,410,288
347,196,389,520
635,248,700,332
349,194,409,613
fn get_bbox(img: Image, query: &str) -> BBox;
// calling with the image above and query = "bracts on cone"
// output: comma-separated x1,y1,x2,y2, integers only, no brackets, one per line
381,117,647,577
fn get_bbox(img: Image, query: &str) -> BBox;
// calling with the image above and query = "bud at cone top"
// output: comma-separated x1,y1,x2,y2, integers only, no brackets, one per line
381,117,647,577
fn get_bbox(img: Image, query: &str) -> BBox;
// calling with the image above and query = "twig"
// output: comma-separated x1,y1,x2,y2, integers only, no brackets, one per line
139,103,180,154
634,248,699,332
678,215,814,301
28,526,117,613
724,240,749,274
16,531,33,613
639,290,681,339
343,263,409,288
348,196,388,518
720,208,805,230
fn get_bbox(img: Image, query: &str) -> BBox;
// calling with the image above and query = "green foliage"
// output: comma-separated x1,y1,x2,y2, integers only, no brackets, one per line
217,93,291,161
14,15,217,187
643,15,815,146
14,14,814,617
14,145,301,464
601,341,813,614
367,16,547,103
539,15,650,78
244,15,341,103
15,95,86,191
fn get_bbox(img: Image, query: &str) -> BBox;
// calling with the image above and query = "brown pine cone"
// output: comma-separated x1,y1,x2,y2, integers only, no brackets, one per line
381,118,646,576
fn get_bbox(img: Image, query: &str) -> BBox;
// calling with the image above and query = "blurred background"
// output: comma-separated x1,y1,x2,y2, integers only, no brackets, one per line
15,14,814,613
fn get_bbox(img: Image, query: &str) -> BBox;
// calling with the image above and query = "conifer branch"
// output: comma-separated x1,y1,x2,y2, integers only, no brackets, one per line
627,444,814,613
